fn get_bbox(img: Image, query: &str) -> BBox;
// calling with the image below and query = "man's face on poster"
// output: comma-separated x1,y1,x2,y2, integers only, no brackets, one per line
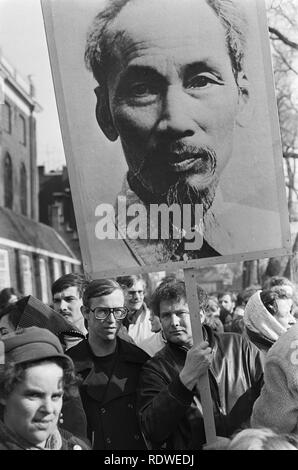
98,0,248,211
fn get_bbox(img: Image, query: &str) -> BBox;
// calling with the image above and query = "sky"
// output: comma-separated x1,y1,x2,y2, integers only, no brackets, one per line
0,0,66,171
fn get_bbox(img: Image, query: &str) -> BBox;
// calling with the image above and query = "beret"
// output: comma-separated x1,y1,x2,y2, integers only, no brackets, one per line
1,326,73,366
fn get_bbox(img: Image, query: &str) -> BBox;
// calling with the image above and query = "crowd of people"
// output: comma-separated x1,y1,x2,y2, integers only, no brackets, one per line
0,272,297,451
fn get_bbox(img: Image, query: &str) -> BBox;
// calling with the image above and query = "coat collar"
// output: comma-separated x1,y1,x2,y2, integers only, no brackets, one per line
67,337,147,373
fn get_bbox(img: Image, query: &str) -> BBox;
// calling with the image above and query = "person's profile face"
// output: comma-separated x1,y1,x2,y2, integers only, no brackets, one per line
0,314,15,337
103,0,247,207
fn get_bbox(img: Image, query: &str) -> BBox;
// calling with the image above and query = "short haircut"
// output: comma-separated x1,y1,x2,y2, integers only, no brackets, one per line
51,273,89,299
0,300,24,326
82,278,123,307
116,274,145,290
0,357,77,400
85,0,247,87
218,291,236,303
151,277,208,317
0,287,21,311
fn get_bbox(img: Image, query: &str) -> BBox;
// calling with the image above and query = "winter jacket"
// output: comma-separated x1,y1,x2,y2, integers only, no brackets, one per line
251,322,298,433
67,337,149,450
137,325,263,449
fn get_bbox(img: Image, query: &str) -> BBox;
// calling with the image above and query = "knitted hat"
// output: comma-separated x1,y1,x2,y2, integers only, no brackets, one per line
0,326,73,366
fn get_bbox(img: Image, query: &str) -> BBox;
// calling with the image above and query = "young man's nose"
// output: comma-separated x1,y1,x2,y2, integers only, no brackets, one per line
157,86,196,137
105,312,117,324
288,313,296,326
60,299,68,311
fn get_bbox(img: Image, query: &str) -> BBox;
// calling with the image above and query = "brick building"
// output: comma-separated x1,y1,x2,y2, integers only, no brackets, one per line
0,51,80,303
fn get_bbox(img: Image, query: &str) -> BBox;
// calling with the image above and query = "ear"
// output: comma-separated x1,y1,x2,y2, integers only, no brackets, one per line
235,72,252,127
81,305,90,322
95,86,118,142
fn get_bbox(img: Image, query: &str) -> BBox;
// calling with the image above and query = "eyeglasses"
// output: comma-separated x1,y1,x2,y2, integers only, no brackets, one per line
88,306,128,320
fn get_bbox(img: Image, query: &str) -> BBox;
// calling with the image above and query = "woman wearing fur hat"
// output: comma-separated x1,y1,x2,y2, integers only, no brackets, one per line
0,327,90,450
243,287,296,363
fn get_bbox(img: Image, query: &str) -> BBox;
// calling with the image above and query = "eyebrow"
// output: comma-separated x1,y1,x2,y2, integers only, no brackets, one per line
160,309,189,315
184,61,224,78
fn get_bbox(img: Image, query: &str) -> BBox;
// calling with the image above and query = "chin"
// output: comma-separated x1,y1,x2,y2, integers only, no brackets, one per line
166,174,218,215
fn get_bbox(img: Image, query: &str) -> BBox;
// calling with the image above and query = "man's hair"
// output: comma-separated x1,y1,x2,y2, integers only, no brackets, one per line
51,273,89,299
85,0,247,87
0,287,21,311
82,278,123,307
151,277,208,317
218,291,237,303
116,274,146,290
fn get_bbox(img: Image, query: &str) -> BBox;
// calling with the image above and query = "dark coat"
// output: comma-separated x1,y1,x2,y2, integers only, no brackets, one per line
67,337,149,450
245,326,274,365
137,326,264,450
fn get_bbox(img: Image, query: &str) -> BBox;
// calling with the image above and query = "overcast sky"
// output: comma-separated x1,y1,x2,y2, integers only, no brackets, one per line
0,0,66,171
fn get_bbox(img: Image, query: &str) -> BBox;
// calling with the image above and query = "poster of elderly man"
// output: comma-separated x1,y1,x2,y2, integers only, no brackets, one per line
42,0,291,278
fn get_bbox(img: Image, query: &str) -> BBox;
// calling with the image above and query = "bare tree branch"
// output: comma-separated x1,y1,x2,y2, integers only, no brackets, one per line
269,26,298,49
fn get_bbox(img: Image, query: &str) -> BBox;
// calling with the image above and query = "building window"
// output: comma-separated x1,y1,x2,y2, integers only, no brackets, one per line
63,262,72,274
20,163,27,216
20,254,33,295
0,249,11,289
3,153,13,209
19,114,26,146
3,101,11,133
39,258,48,304
53,259,61,282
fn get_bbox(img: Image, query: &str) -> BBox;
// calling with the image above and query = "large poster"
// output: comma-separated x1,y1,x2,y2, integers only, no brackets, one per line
42,0,291,278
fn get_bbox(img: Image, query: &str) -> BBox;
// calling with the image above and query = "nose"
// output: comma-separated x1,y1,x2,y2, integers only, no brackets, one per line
288,313,296,326
157,86,196,137
169,313,180,327
60,299,68,312
106,312,117,325
40,397,55,415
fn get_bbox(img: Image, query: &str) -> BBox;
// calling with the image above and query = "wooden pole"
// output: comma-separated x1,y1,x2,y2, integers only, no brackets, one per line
184,267,217,445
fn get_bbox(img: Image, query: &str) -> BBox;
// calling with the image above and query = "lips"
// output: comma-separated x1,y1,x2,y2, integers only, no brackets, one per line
33,420,53,430
167,157,198,172
164,149,215,175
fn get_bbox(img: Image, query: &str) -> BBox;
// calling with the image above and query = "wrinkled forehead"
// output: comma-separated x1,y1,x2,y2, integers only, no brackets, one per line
107,0,230,71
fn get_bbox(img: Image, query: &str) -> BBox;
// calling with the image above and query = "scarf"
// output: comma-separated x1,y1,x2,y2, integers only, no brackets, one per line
0,419,62,450
243,291,287,342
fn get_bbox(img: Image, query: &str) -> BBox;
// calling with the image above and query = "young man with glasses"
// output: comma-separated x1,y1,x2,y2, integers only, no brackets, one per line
66,278,149,450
